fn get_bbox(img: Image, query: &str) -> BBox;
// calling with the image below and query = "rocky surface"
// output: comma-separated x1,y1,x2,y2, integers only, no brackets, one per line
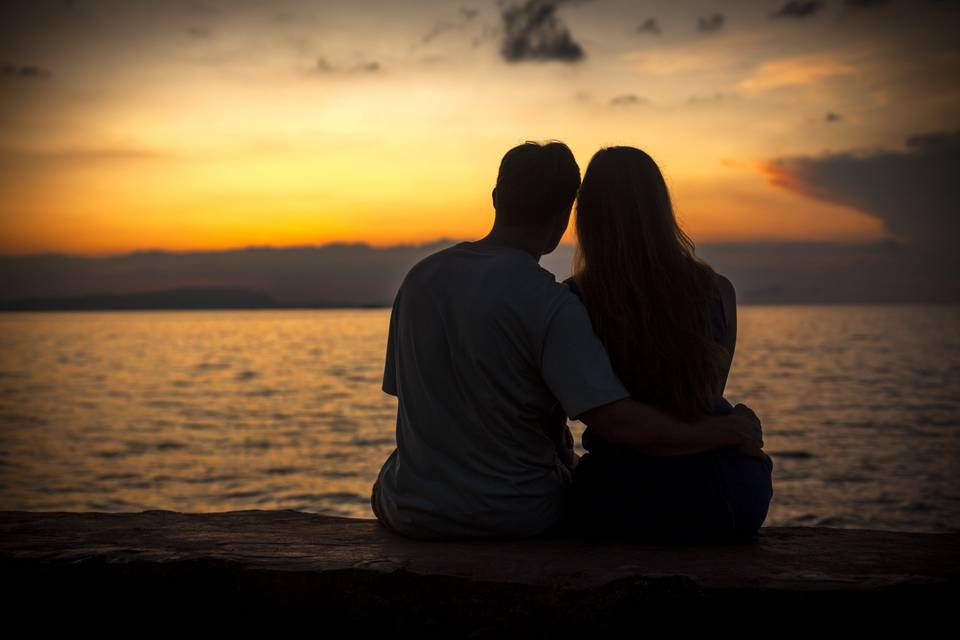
1,509,957,630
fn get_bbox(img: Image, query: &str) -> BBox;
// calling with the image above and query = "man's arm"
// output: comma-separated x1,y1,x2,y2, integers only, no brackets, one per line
539,293,764,460
578,400,765,459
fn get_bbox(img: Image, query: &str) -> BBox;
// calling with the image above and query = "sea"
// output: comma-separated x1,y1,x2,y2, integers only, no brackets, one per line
1,306,958,533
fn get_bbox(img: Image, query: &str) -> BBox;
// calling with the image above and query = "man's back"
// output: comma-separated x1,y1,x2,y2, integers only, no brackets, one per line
373,240,629,540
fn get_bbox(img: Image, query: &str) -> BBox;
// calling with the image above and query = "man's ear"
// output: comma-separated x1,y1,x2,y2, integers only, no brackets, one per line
491,187,497,209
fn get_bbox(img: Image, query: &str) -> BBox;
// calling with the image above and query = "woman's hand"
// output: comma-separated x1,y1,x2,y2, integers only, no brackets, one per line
727,403,764,451
726,404,770,463
736,439,770,463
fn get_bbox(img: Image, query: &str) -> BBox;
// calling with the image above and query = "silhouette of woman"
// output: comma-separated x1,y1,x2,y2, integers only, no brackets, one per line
561,146,773,545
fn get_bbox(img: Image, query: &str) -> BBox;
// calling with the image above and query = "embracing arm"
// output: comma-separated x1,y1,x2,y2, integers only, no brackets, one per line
578,399,765,459
541,290,764,460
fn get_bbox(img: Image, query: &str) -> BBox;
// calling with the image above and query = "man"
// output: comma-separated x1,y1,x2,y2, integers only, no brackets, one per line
371,141,764,540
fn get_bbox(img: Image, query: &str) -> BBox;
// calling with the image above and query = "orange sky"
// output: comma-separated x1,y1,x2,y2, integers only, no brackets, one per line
1,0,956,256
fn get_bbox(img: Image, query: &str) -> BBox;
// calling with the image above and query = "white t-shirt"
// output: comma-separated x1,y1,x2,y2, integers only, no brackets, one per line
373,241,630,539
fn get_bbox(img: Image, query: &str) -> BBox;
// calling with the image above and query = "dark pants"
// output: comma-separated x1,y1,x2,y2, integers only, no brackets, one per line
557,444,774,545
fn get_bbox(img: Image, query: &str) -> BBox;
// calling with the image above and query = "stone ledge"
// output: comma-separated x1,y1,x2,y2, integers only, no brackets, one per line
1,509,958,630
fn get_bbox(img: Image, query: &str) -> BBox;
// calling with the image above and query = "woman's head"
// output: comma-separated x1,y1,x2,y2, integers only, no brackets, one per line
573,146,726,420
575,147,684,270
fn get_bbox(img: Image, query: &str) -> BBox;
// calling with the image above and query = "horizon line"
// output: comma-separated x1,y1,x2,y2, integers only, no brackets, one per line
0,236,902,260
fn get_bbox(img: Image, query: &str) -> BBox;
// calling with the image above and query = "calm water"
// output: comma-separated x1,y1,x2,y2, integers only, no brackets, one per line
1,307,958,533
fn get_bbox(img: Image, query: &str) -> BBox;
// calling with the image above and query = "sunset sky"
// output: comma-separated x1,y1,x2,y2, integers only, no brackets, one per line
0,0,957,256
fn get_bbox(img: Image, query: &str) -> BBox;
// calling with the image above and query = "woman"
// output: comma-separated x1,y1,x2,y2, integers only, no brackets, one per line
562,146,773,545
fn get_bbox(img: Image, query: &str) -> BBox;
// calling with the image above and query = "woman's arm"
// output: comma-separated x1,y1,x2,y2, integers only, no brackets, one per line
631,273,742,458
633,273,743,457
715,273,737,396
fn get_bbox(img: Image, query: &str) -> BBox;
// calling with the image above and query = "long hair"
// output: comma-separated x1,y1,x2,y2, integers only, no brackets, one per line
573,146,728,421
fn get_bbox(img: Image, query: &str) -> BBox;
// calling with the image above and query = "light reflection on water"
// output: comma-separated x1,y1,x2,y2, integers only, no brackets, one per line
0,306,958,533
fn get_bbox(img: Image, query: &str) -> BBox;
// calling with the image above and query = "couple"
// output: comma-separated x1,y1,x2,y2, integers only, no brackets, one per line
371,141,773,545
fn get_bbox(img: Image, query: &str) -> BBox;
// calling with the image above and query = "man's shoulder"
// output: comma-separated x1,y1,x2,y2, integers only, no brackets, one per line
560,276,581,299
408,242,464,271
398,243,466,289
503,262,578,307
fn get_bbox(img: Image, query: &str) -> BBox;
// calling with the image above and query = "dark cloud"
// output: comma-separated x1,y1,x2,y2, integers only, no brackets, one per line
0,63,52,79
499,0,585,63
765,131,960,252
609,94,648,106
697,14,725,33
771,1,825,19
637,18,661,35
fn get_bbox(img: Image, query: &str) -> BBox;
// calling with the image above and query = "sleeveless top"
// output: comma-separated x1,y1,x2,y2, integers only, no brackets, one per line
562,275,733,436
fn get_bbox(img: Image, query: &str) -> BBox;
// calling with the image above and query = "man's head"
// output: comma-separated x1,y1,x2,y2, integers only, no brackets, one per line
492,141,580,254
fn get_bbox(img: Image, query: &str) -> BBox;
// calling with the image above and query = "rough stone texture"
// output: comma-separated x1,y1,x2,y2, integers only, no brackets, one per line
1,509,958,631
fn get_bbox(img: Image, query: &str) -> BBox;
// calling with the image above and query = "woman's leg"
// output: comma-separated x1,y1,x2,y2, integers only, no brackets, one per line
709,446,774,543
568,447,772,545
568,450,728,544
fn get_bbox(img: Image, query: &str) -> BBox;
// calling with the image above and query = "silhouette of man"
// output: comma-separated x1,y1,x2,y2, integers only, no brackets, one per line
370,141,763,540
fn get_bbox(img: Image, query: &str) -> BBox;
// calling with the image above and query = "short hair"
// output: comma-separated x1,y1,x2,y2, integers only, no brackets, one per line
494,141,581,226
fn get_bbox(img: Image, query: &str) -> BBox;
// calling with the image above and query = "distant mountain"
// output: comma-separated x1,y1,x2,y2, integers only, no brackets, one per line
0,238,957,306
0,287,390,311
0,241,453,308
0,287,277,311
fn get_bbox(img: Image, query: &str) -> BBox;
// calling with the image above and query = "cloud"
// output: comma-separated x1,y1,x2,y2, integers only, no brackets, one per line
609,94,648,106
499,0,585,63
421,6,480,44
622,49,718,75
636,18,661,35
763,131,960,252
686,92,733,105
185,26,212,39
771,1,825,19
314,57,381,74
316,57,335,72
696,14,725,34
739,55,857,91
0,146,172,182
0,63,52,79
825,111,843,122
844,0,892,7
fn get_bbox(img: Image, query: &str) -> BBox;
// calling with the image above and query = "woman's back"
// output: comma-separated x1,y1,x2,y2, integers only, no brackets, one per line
563,273,772,545
565,273,734,453
563,145,770,544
